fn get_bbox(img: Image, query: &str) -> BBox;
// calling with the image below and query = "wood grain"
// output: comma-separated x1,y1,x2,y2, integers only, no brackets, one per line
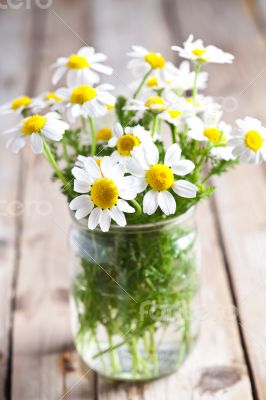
10,2,95,399
0,7,34,399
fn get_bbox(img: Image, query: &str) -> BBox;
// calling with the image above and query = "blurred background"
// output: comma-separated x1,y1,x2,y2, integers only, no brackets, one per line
1,0,266,398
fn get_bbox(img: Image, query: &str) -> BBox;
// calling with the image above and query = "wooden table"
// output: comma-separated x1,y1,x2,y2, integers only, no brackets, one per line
1,0,266,398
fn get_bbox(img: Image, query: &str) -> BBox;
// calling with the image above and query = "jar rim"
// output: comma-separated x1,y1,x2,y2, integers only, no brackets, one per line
70,206,195,233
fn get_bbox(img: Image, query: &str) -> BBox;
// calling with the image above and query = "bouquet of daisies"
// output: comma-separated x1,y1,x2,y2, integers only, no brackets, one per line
3,35,266,233
2,36,266,380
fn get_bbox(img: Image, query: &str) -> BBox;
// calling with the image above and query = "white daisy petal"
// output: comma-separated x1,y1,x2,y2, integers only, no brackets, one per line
75,204,94,220
164,143,182,166
88,207,102,230
82,158,101,180
30,133,43,154
117,199,135,213
74,180,89,194
171,160,195,176
100,157,116,178
99,209,111,232
143,190,158,215
158,191,176,215
69,194,92,210
113,122,123,138
72,167,91,183
109,206,126,227
144,142,159,165
126,157,146,177
92,63,113,75
8,135,26,154
172,180,198,198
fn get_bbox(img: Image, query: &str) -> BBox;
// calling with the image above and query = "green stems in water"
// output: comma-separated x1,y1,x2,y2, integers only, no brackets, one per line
88,116,96,156
133,68,153,99
42,138,73,196
108,333,121,372
192,62,201,105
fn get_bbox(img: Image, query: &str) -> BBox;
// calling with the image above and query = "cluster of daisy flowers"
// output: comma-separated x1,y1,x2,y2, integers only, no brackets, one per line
1,35,266,231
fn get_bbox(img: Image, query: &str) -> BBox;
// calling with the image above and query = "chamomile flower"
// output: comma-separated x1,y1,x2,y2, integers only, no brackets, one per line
166,92,220,116
0,95,43,115
159,99,188,127
36,91,66,113
228,117,266,164
70,156,139,232
3,112,69,154
174,61,208,91
52,47,113,86
124,95,167,114
108,123,152,164
127,143,197,216
56,84,115,122
172,35,234,64
129,62,181,93
188,111,233,160
127,45,177,86
95,109,116,143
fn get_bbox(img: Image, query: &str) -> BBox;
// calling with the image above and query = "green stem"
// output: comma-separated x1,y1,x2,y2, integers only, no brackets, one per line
108,333,121,372
202,171,213,184
62,137,71,163
133,68,153,99
130,199,142,215
130,338,142,373
149,327,158,371
170,125,177,143
42,139,73,196
95,335,108,372
192,62,201,105
88,116,96,156
151,114,158,138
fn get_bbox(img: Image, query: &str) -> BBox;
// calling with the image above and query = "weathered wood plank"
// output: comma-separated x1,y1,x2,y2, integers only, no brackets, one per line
169,0,266,398
10,1,95,399
91,0,254,398
0,7,34,399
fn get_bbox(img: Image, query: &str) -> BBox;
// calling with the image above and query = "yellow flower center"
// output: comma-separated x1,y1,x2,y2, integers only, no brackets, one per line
167,109,182,119
204,127,225,144
145,52,166,69
146,77,159,87
145,96,166,112
106,103,115,110
45,92,63,102
67,54,90,70
90,178,119,209
70,86,97,104
96,127,112,141
22,115,46,135
146,164,174,192
117,134,140,156
192,48,206,57
192,48,207,62
11,96,31,110
245,130,263,152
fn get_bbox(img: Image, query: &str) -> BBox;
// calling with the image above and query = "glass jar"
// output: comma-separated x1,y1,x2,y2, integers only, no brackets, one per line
69,207,200,381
